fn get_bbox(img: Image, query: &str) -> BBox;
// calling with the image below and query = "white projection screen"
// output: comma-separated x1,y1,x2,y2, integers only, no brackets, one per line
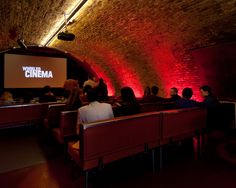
4,54,67,88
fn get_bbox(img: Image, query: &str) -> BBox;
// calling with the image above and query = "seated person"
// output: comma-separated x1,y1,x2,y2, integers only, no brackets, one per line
200,85,219,108
175,88,198,108
77,88,114,132
39,85,57,103
114,87,141,116
63,79,82,110
83,75,98,89
167,87,181,102
0,91,14,105
73,88,114,149
142,86,164,103
200,85,220,131
97,78,109,101
143,86,151,98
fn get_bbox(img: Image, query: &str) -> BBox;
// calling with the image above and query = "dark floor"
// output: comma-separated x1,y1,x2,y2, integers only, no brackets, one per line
0,127,236,188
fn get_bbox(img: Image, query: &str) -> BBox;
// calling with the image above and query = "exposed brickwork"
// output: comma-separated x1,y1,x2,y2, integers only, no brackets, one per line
1,0,236,98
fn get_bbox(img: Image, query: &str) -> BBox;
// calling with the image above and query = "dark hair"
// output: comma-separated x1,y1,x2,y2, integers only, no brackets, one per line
83,85,92,94
171,87,178,93
88,75,94,80
144,86,151,96
99,78,104,83
182,88,193,99
200,85,212,95
121,87,137,102
42,85,51,93
86,88,99,102
151,86,159,95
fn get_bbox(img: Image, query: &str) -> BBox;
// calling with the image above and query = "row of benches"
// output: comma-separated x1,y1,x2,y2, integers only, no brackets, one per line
0,102,61,129
64,107,207,188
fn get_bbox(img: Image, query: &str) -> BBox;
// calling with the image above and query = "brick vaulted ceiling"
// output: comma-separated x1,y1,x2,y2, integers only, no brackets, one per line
1,0,236,97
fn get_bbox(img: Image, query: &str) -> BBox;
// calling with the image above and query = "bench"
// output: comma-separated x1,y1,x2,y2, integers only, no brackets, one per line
0,104,43,129
68,107,207,188
68,112,162,188
52,110,78,145
43,103,66,129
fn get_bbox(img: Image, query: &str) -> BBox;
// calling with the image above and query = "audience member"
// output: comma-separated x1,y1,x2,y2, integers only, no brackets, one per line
63,79,82,110
39,85,57,103
175,88,198,108
169,87,181,101
200,85,219,108
97,78,109,101
143,86,151,97
200,85,220,131
142,86,164,103
114,87,141,116
73,88,114,149
0,91,14,105
83,75,97,89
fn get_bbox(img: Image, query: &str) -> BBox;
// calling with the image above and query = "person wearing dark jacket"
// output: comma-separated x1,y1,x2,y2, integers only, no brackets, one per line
175,88,198,108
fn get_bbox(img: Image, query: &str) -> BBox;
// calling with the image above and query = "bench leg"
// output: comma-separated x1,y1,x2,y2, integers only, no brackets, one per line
85,171,89,188
151,149,155,173
159,147,163,170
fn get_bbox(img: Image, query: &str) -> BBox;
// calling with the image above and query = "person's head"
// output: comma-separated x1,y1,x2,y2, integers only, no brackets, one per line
42,85,51,94
83,85,92,94
99,78,104,84
144,86,151,97
86,88,99,102
182,88,193,99
170,87,178,97
0,91,13,101
200,85,212,97
120,87,136,102
151,86,159,96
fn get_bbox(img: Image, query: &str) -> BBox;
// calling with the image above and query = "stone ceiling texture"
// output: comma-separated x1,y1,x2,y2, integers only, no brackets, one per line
1,0,236,98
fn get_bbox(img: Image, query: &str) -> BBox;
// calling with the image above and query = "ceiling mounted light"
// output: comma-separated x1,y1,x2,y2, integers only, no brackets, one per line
41,0,88,46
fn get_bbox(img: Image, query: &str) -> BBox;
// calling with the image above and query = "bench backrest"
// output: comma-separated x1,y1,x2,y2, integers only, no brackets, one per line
80,112,162,170
45,103,66,127
0,104,43,129
60,110,78,137
161,107,207,144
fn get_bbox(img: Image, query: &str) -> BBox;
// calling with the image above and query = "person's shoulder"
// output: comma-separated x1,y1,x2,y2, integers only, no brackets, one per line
78,105,89,112
100,102,112,107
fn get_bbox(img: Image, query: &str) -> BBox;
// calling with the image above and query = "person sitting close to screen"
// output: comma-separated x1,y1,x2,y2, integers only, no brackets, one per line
39,85,57,103
83,75,97,89
97,78,109,101
72,88,114,149
175,88,198,108
114,86,141,116
0,91,14,105
63,79,82,110
142,86,164,103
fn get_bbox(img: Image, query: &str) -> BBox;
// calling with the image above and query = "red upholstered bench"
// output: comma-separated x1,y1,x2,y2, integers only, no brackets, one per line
159,107,207,167
43,103,66,129
161,107,207,144
0,103,43,129
52,110,78,145
68,112,162,188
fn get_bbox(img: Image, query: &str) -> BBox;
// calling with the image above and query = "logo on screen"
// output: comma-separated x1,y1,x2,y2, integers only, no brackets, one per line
22,66,53,78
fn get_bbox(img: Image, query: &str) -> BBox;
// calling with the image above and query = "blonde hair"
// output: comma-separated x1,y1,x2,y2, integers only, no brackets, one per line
1,91,13,101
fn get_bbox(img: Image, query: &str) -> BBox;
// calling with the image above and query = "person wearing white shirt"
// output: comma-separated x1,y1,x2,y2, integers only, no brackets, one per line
72,89,114,149
76,88,114,134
